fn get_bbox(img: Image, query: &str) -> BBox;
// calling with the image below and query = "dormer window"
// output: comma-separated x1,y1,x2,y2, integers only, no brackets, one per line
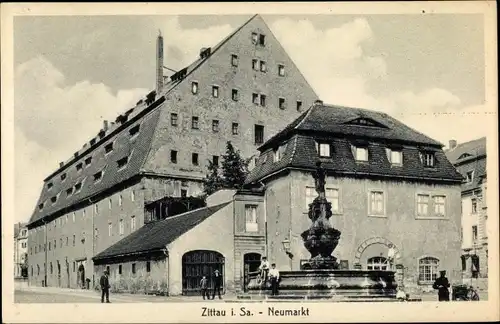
466,171,474,183
279,98,286,109
274,148,281,162
459,153,472,160
259,61,267,72
117,157,128,170
388,149,403,166
251,32,258,44
104,143,113,154
212,85,219,98
354,146,368,162
66,187,73,196
38,203,44,210
191,81,198,94
51,196,57,204
61,173,67,181
85,156,92,166
47,182,53,190
94,171,103,182
231,54,238,67
76,163,83,172
420,152,435,167
129,125,140,137
75,182,82,193
316,142,331,158
278,64,285,76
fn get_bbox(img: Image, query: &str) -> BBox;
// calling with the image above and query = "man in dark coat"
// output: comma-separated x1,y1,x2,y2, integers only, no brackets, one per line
99,270,111,303
211,269,222,300
433,270,450,301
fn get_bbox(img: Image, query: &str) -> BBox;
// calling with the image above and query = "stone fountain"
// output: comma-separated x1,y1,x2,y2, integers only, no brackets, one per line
244,161,398,301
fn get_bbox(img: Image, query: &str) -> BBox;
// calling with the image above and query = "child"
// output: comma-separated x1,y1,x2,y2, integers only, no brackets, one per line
258,257,270,283
200,276,209,300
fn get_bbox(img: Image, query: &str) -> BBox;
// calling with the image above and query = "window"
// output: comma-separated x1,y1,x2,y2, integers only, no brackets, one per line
245,205,258,232
146,261,151,273
421,152,435,167
60,238,62,248
274,146,282,162
181,189,187,198
104,143,113,154
212,85,219,98
94,203,99,214
296,101,302,111
129,125,140,137
305,187,316,209
118,265,122,275
259,60,266,72
118,194,122,206
191,81,198,94
108,198,112,210
278,64,285,76
252,59,258,70
259,34,266,46
94,171,103,182
47,182,53,190
192,153,199,166
212,155,219,166
75,182,82,193
85,156,92,166
131,216,136,231
433,195,446,216
170,150,177,164
231,89,239,101
355,147,368,161
66,187,73,196
131,190,135,202
417,194,429,216
231,54,239,67
117,156,128,170
191,116,199,129
369,191,384,216
418,257,439,283
367,257,388,270
317,142,331,158
132,263,136,275
170,113,178,127
251,32,258,44
252,93,259,104
75,163,83,172
119,219,124,235
389,150,403,165
232,123,239,135
466,171,474,183
471,198,477,213
66,236,68,246
61,173,67,181
472,225,478,241
279,98,286,109
260,94,266,107
82,209,86,218
254,125,264,145
39,203,44,210
53,239,56,249
73,235,76,246
326,188,340,213
212,120,219,132
51,196,57,204
108,223,112,236
50,262,53,275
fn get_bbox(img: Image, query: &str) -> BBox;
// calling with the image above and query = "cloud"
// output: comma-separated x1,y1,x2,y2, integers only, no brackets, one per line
14,55,148,221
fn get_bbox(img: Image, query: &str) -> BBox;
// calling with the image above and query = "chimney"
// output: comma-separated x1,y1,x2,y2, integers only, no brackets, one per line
156,30,164,92
449,139,457,150
314,99,324,105
59,162,64,168
199,47,211,59
103,120,109,131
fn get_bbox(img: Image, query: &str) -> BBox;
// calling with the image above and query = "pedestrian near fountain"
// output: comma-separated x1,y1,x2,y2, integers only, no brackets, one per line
258,257,270,283
269,263,280,296
200,276,209,300
387,244,396,270
433,270,450,301
99,270,111,303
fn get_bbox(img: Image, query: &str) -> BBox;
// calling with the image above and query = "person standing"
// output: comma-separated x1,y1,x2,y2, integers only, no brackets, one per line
99,270,111,303
433,270,451,301
268,263,280,296
211,269,222,300
200,276,209,300
258,257,270,283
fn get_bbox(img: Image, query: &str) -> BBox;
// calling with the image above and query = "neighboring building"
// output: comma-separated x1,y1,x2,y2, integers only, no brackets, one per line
26,14,318,289
14,222,28,278
445,137,487,280
92,102,464,295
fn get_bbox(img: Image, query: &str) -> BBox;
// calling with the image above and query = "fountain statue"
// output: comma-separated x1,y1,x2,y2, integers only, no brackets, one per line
301,161,342,269
243,160,398,301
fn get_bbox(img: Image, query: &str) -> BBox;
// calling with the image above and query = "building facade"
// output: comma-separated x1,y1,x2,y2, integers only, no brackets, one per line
26,14,318,288
445,137,488,280
14,223,28,278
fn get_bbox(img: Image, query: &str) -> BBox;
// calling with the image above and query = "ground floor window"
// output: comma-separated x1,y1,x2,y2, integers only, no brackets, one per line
418,256,439,283
367,256,388,270
182,250,224,295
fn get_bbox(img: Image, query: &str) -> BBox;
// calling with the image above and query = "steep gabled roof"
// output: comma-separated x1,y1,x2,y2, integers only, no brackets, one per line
92,202,231,262
28,15,261,227
259,103,443,151
445,137,486,165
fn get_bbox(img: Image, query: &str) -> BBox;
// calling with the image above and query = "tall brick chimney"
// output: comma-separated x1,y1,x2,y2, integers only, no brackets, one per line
449,139,457,150
156,30,164,93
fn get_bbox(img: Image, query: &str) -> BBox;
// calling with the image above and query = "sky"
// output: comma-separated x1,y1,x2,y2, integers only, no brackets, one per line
13,13,493,223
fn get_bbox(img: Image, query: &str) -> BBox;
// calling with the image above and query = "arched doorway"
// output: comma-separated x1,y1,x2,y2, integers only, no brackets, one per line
354,237,400,269
182,250,224,296
77,264,85,289
243,253,262,292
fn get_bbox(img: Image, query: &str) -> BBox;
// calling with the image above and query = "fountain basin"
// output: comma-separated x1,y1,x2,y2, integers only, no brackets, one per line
246,269,397,301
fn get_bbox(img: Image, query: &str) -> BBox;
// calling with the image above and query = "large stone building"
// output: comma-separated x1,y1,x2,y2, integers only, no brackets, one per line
92,102,464,296
26,14,318,288
14,222,28,278
445,137,488,281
